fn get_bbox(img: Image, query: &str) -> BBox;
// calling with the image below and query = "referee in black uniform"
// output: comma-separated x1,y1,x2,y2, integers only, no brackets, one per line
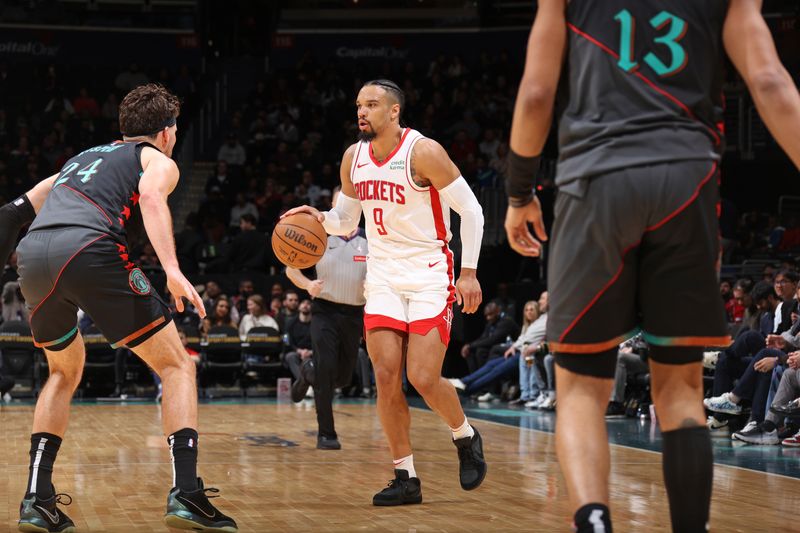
286,191,368,450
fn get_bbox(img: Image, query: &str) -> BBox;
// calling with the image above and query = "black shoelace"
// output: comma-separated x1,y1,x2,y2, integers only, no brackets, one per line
201,487,220,499
457,446,477,466
54,493,73,506
384,478,405,490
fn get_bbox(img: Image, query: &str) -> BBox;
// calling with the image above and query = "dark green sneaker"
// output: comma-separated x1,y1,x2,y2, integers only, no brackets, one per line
164,478,237,532
18,492,76,533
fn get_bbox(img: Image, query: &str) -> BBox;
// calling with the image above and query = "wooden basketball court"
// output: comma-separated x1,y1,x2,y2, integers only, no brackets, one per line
1,400,797,532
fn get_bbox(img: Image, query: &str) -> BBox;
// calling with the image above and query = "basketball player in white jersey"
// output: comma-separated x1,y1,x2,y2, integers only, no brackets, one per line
283,79,487,505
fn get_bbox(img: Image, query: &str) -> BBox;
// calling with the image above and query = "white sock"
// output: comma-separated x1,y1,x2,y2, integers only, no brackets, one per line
450,417,475,440
393,454,416,478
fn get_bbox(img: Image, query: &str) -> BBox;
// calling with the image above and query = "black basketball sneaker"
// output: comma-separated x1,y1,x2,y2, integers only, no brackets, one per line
164,478,238,532
18,491,75,533
372,469,423,506
454,426,487,490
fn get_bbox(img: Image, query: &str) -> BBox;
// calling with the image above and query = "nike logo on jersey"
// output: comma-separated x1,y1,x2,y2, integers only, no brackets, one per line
357,162,370,168
428,261,441,268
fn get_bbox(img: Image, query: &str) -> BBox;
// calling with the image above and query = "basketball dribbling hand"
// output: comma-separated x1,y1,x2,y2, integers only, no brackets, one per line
281,205,325,223
456,269,482,314
168,272,206,318
505,196,548,257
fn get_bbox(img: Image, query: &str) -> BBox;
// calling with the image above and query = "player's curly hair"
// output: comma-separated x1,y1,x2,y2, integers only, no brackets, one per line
119,83,181,138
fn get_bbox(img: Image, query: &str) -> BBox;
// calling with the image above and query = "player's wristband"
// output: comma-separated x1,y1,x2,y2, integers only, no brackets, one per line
0,194,36,266
506,149,541,206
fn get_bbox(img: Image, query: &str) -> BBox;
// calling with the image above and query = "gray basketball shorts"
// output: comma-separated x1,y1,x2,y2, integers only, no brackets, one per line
546,159,730,372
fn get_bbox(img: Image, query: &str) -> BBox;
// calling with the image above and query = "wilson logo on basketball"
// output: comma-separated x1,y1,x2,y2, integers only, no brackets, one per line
283,228,320,253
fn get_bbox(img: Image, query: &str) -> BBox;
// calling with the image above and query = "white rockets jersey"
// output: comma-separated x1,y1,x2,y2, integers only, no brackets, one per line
350,128,452,262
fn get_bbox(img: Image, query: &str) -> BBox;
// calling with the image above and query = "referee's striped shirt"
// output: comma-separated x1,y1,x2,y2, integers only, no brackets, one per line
315,234,368,306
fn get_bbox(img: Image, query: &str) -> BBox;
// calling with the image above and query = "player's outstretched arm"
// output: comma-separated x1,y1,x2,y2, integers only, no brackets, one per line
0,174,57,267
724,0,800,169
413,138,483,314
139,148,205,317
281,143,362,236
505,0,566,257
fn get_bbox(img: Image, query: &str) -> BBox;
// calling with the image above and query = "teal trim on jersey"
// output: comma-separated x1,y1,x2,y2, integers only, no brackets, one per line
39,326,78,348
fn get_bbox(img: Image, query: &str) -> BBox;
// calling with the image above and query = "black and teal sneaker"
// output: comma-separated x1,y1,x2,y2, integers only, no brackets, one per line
164,478,237,532
18,491,75,533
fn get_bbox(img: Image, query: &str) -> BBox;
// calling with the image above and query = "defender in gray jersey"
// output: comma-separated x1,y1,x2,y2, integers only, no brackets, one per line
505,1,800,532
14,84,237,533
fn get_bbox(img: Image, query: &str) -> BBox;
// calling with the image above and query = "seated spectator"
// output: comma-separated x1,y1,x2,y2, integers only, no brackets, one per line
478,128,500,160
728,278,755,331
175,213,203,275
2,281,28,323
270,296,282,318
205,296,238,331
493,282,517,321
296,170,321,207
202,281,224,315
772,269,799,333
232,279,255,317
317,189,333,211
229,193,259,230
707,281,785,428
276,113,299,144
205,160,236,203
284,299,314,399
531,352,557,411
271,283,285,301
72,87,99,118
516,293,549,406
239,295,280,339
605,336,649,417
217,133,247,166
753,352,800,445
277,290,300,331
451,296,546,402
460,302,518,373
226,214,267,272
715,310,800,439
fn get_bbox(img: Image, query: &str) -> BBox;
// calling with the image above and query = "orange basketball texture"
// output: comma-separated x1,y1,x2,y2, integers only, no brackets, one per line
271,212,328,268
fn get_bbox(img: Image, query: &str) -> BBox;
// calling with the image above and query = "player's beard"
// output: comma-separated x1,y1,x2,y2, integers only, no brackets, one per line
357,129,376,142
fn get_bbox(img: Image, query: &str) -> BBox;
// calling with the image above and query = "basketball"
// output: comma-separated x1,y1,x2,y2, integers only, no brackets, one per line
271,212,328,268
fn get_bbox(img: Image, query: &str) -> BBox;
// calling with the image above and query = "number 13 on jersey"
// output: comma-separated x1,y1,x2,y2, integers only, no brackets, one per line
614,9,688,77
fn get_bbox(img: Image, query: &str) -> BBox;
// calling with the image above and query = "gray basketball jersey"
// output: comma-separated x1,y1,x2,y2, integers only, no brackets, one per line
557,0,728,196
